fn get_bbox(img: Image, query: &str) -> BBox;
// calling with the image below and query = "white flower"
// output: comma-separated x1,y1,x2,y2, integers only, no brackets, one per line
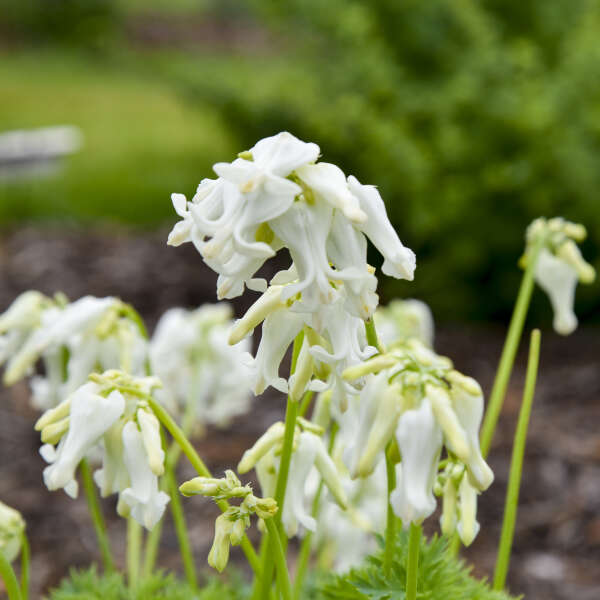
525,217,595,335
374,299,434,348
347,175,416,281
391,399,442,525
40,383,125,498
150,304,253,428
119,421,169,530
534,248,579,335
168,132,416,311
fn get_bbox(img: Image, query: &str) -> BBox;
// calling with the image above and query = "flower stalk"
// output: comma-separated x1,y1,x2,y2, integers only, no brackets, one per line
383,440,398,576
493,329,541,590
480,235,543,457
406,522,422,600
0,552,21,600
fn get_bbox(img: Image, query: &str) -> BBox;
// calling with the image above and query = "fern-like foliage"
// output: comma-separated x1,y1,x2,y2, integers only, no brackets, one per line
313,533,519,600
48,567,249,600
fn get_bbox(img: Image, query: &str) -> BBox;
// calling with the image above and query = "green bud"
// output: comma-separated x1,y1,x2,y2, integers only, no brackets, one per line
35,397,71,431
208,514,233,572
40,416,70,445
238,422,285,474
0,501,25,563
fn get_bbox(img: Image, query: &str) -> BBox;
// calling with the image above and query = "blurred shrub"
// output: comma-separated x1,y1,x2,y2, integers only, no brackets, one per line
1,0,121,48
172,0,600,321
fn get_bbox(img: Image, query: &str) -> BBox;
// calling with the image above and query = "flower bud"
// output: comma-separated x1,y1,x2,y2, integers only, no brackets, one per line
440,478,457,537
426,384,470,463
228,285,285,345
40,416,70,445
342,354,397,381
556,240,596,284
208,513,233,572
457,477,480,546
252,497,278,520
289,336,314,402
137,408,165,476
0,501,25,563
237,422,285,474
35,397,71,432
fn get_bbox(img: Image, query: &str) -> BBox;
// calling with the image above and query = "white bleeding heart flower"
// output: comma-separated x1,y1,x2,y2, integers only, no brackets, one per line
119,421,170,530
391,399,442,526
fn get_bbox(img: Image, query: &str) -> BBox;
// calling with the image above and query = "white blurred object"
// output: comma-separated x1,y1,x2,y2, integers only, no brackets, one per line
0,125,82,179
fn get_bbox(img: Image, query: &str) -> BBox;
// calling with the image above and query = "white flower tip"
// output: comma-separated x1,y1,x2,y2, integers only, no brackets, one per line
345,206,368,224
554,311,578,336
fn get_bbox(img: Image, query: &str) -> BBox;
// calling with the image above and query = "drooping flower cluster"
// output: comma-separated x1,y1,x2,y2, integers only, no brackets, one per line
149,303,252,429
523,217,596,335
0,292,147,410
168,132,416,405
179,470,277,572
35,370,169,530
0,500,25,563
340,338,493,546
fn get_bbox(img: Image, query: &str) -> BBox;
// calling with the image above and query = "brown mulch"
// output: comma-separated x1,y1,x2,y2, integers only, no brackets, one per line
0,225,598,599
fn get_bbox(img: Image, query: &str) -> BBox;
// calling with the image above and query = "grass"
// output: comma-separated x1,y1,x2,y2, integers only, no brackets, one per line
0,50,237,226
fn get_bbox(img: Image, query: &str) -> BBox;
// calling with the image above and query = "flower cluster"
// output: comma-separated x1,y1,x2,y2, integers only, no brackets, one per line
339,338,493,545
0,292,147,410
35,370,169,530
169,132,416,406
180,470,277,571
149,303,252,429
523,217,596,335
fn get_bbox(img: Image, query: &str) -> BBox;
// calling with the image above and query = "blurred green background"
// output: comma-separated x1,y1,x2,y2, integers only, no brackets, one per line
1,0,598,322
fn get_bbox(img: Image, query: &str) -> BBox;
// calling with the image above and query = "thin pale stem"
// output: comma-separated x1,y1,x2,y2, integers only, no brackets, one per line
493,329,541,591
0,552,21,600
142,403,197,577
127,518,142,587
145,396,261,577
265,519,292,600
165,466,197,589
20,533,29,600
298,390,314,418
383,441,398,575
257,333,303,600
80,458,115,572
480,237,544,457
365,319,383,353
406,523,421,600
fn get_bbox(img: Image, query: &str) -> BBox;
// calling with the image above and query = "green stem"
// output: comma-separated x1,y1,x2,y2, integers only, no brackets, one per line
365,319,382,353
165,466,197,589
20,533,29,600
80,458,115,572
383,442,398,575
127,518,142,587
480,237,544,458
257,333,303,600
298,390,314,418
406,523,421,600
493,329,541,591
0,552,21,600
145,396,261,576
265,519,292,600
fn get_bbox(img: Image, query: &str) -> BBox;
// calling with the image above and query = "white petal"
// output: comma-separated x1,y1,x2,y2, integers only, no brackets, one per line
391,399,442,525
296,163,366,223
250,131,320,176
534,248,579,335
121,421,170,530
42,385,125,495
348,175,416,281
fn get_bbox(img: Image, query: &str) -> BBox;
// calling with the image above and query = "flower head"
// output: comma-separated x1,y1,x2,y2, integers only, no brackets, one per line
523,217,595,335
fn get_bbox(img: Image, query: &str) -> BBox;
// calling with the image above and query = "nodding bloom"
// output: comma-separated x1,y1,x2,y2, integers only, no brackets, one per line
238,422,348,538
523,217,596,335
0,293,147,410
35,371,169,530
374,299,435,349
339,338,493,544
150,303,253,429
168,131,415,310
180,470,277,572
0,500,25,563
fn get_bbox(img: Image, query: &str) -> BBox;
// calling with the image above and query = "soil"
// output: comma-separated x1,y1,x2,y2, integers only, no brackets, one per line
0,225,598,599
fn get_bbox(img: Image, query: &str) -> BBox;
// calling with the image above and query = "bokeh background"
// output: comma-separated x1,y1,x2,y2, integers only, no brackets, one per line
1,1,599,598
